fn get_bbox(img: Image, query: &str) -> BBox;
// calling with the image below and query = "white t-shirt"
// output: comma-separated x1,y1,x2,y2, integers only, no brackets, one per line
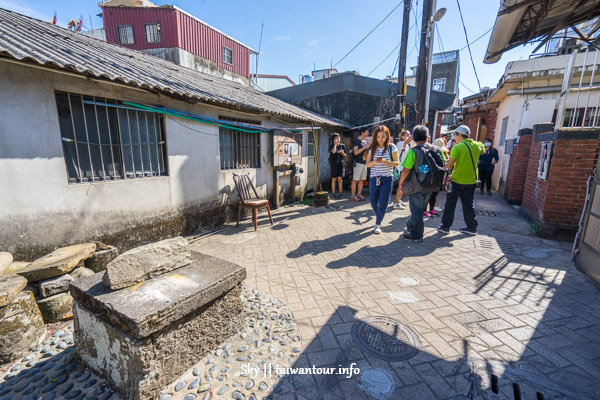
396,141,410,171
368,144,398,177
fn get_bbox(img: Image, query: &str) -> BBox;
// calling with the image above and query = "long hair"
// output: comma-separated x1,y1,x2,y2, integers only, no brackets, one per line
364,125,390,160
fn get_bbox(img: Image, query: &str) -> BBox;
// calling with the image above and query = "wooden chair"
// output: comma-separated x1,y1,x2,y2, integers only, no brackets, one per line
233,173,274,231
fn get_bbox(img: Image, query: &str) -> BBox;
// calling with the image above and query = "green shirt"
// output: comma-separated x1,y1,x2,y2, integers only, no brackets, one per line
449,139,485,184
401,146,447,169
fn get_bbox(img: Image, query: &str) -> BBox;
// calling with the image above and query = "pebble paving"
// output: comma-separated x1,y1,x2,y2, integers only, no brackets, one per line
0,286,300,400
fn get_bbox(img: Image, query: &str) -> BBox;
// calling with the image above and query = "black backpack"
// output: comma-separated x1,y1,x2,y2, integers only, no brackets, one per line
415,143,446,188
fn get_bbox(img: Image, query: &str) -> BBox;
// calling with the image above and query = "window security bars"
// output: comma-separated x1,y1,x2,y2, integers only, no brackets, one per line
117,25,135,45
223,46,233,65
55,92,168,184
432,77,446,92
556,47,600,129
145,23,161,44
219,117,261,170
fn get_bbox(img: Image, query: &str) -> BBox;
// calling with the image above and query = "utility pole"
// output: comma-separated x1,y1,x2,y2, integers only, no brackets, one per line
415,0,435,126
396,0,412,136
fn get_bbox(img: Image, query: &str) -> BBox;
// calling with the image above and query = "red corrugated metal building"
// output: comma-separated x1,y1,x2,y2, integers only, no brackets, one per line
102,4,253,78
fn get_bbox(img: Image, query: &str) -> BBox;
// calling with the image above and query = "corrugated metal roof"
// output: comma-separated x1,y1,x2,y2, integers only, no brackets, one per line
0,8,344,127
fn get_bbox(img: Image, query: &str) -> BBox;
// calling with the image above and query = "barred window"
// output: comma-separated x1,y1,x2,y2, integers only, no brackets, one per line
219,117,261,169
223,46,233,65
55,92,168,184
145,23,161,43
117,25,134,45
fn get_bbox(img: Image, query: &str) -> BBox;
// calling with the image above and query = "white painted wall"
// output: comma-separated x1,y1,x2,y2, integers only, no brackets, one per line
0,61,316,254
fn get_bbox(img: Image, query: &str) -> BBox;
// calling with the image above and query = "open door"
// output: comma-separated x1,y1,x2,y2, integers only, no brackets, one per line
306,130,317,192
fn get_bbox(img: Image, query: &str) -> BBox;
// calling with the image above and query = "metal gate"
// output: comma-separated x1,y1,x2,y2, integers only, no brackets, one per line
577,155,600,286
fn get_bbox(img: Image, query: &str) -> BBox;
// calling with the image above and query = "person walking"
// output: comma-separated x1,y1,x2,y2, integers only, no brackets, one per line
478,138,499,195
426,132,450,216
399,125,445,242
329,133,346,198
391,129,412,209
365,125,399,234
437,125,485,235
350,127,370,201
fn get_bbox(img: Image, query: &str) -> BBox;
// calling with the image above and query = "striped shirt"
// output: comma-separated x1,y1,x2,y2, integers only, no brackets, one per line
369,144,398,177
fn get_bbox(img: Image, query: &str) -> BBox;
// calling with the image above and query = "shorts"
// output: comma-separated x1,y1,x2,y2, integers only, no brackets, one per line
353,163,368,180
331,163,344,178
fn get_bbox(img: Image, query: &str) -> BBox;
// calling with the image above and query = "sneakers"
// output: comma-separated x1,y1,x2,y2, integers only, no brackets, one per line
402,233,423,242
350,195,359,202
437,225,450,234
487,191,492,196
332,193,342,199
424,211,432,218
374,225,382,234
392,202,406,210
458,227,477,235
357,194,366,201
434,206,443,212
429,210,439,217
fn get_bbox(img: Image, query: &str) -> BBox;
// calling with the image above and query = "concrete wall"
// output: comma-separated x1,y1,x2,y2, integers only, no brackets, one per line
0,61,315,259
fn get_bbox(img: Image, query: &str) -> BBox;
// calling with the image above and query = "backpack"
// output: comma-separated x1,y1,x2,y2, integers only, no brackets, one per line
403,143,445,194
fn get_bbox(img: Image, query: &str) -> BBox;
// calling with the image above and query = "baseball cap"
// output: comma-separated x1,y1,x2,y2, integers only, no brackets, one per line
448,125,471,136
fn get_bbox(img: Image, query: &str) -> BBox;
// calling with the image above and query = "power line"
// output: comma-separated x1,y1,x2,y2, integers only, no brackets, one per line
367,40,403,76
456,0,482,91
459,79,476,94
333,1,404,68
459,26,493,52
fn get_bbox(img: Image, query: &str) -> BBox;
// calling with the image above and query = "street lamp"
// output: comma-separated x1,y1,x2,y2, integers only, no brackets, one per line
424,6,447,126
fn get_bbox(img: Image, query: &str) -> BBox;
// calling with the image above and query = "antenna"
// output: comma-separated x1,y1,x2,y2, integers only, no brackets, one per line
254,21,264,86
89,14,93,29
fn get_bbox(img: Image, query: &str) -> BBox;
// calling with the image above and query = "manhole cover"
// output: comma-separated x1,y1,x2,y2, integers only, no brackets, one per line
351,317,420,361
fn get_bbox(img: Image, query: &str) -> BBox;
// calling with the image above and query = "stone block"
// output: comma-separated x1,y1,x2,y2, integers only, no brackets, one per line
70,267,95,279
103,236,192,290
85,246,119,273
0,274,27,308
38,274,74,298
3,261,30,275
0,252,13,275
0,291,45,364
37,291,73,323
71,251,245,399
18,243,96,282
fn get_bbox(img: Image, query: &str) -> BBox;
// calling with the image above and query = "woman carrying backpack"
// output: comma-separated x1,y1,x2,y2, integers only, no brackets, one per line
364,125,399,234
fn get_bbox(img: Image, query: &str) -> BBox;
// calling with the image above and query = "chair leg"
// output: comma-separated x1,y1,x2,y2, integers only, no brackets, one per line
236,204,242,227
266,203,274,225
252,207,258,231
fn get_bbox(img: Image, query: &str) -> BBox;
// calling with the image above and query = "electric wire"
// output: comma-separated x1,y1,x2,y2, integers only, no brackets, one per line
367,40,402,77
333,1,404,68
456,0,482,91
459,27,493,52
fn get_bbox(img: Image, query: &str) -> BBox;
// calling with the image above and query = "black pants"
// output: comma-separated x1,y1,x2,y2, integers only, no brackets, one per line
440,182,478,231
427,191,438,211
479,169,493,192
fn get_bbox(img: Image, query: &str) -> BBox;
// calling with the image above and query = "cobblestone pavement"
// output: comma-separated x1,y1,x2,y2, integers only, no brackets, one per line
189,192,600,400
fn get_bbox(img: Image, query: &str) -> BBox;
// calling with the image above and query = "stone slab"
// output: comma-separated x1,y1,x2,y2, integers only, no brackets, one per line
18,243,96,282
85,246,119,273
3,261,30,275
70,251,246,338
37,291,73,323
0,291,45,364
103,236,192,290
70,267,95,279
0,274,27,308
0,252,13,275
38,273,74,298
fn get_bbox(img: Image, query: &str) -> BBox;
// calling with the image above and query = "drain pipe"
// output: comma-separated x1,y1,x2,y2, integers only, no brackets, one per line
572,171,595,259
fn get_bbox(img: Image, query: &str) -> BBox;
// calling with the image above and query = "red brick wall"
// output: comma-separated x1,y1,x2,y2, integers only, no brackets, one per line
461,108,497,143
521,123,600,236
503,129,532,204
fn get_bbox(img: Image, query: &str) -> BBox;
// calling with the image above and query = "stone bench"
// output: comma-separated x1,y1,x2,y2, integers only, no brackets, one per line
69,251,246,400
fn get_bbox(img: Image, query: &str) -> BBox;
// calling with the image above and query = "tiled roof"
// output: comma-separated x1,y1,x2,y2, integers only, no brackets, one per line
0,8,344,127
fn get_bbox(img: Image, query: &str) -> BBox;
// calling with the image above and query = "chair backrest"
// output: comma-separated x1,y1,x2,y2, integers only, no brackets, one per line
232,173,260,204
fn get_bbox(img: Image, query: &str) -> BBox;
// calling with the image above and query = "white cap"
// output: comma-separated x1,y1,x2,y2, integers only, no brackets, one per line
448,125,471,136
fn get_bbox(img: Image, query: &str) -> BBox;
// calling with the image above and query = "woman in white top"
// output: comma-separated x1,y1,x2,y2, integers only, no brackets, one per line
364,125,399,234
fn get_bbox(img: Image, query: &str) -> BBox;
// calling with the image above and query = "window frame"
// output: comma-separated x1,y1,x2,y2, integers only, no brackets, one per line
218,116,261,170
222,46,233,65
432,77,446,92
117,24,135,45
144,22,162,44
499,116,509,146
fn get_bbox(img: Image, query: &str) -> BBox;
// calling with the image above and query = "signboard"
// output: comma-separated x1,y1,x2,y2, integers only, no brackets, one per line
537,141,553,180
273,130,302,167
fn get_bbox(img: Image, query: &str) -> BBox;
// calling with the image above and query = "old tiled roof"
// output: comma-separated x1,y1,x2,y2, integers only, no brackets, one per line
0,8,344,127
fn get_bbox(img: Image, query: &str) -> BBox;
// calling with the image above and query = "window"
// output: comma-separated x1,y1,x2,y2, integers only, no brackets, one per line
55,92,168,184
145,23,161,43
219,117,261,169
223,46,233,65
432,78,446,92
499,116,509,146
117,25,135,45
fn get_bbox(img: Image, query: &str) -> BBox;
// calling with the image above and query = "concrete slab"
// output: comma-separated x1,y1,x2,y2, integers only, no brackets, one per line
70,251,246,338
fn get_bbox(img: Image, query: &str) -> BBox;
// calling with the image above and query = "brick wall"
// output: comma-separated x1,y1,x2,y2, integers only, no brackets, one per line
461,108,497,143
503,129,532,204
520,123,600,238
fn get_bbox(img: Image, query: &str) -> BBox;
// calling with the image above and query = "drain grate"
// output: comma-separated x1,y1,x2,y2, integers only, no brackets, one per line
351,317,420,361
476,209,498,217
475,238,520,255
498,241,519,254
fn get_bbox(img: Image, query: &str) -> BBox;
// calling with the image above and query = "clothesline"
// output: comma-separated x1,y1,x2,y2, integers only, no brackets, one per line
344,116,399,131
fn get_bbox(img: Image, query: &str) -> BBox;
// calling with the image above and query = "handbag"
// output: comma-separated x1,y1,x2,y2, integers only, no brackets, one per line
388,145,401,182
463,142,482,188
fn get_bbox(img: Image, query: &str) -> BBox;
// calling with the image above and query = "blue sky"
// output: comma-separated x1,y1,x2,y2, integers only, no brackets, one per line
0,0,541,97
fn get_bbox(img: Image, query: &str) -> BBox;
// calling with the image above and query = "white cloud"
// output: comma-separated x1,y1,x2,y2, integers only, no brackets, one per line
274,34,292,41
307,39,320,47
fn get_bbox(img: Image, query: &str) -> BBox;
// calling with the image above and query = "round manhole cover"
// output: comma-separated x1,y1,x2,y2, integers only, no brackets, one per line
351,317,420,361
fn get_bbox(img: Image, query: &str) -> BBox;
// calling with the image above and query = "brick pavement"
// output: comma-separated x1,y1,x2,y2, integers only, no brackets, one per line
190,193,600,400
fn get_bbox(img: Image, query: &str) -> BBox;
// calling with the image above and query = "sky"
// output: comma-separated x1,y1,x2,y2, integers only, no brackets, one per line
0,0,542,98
